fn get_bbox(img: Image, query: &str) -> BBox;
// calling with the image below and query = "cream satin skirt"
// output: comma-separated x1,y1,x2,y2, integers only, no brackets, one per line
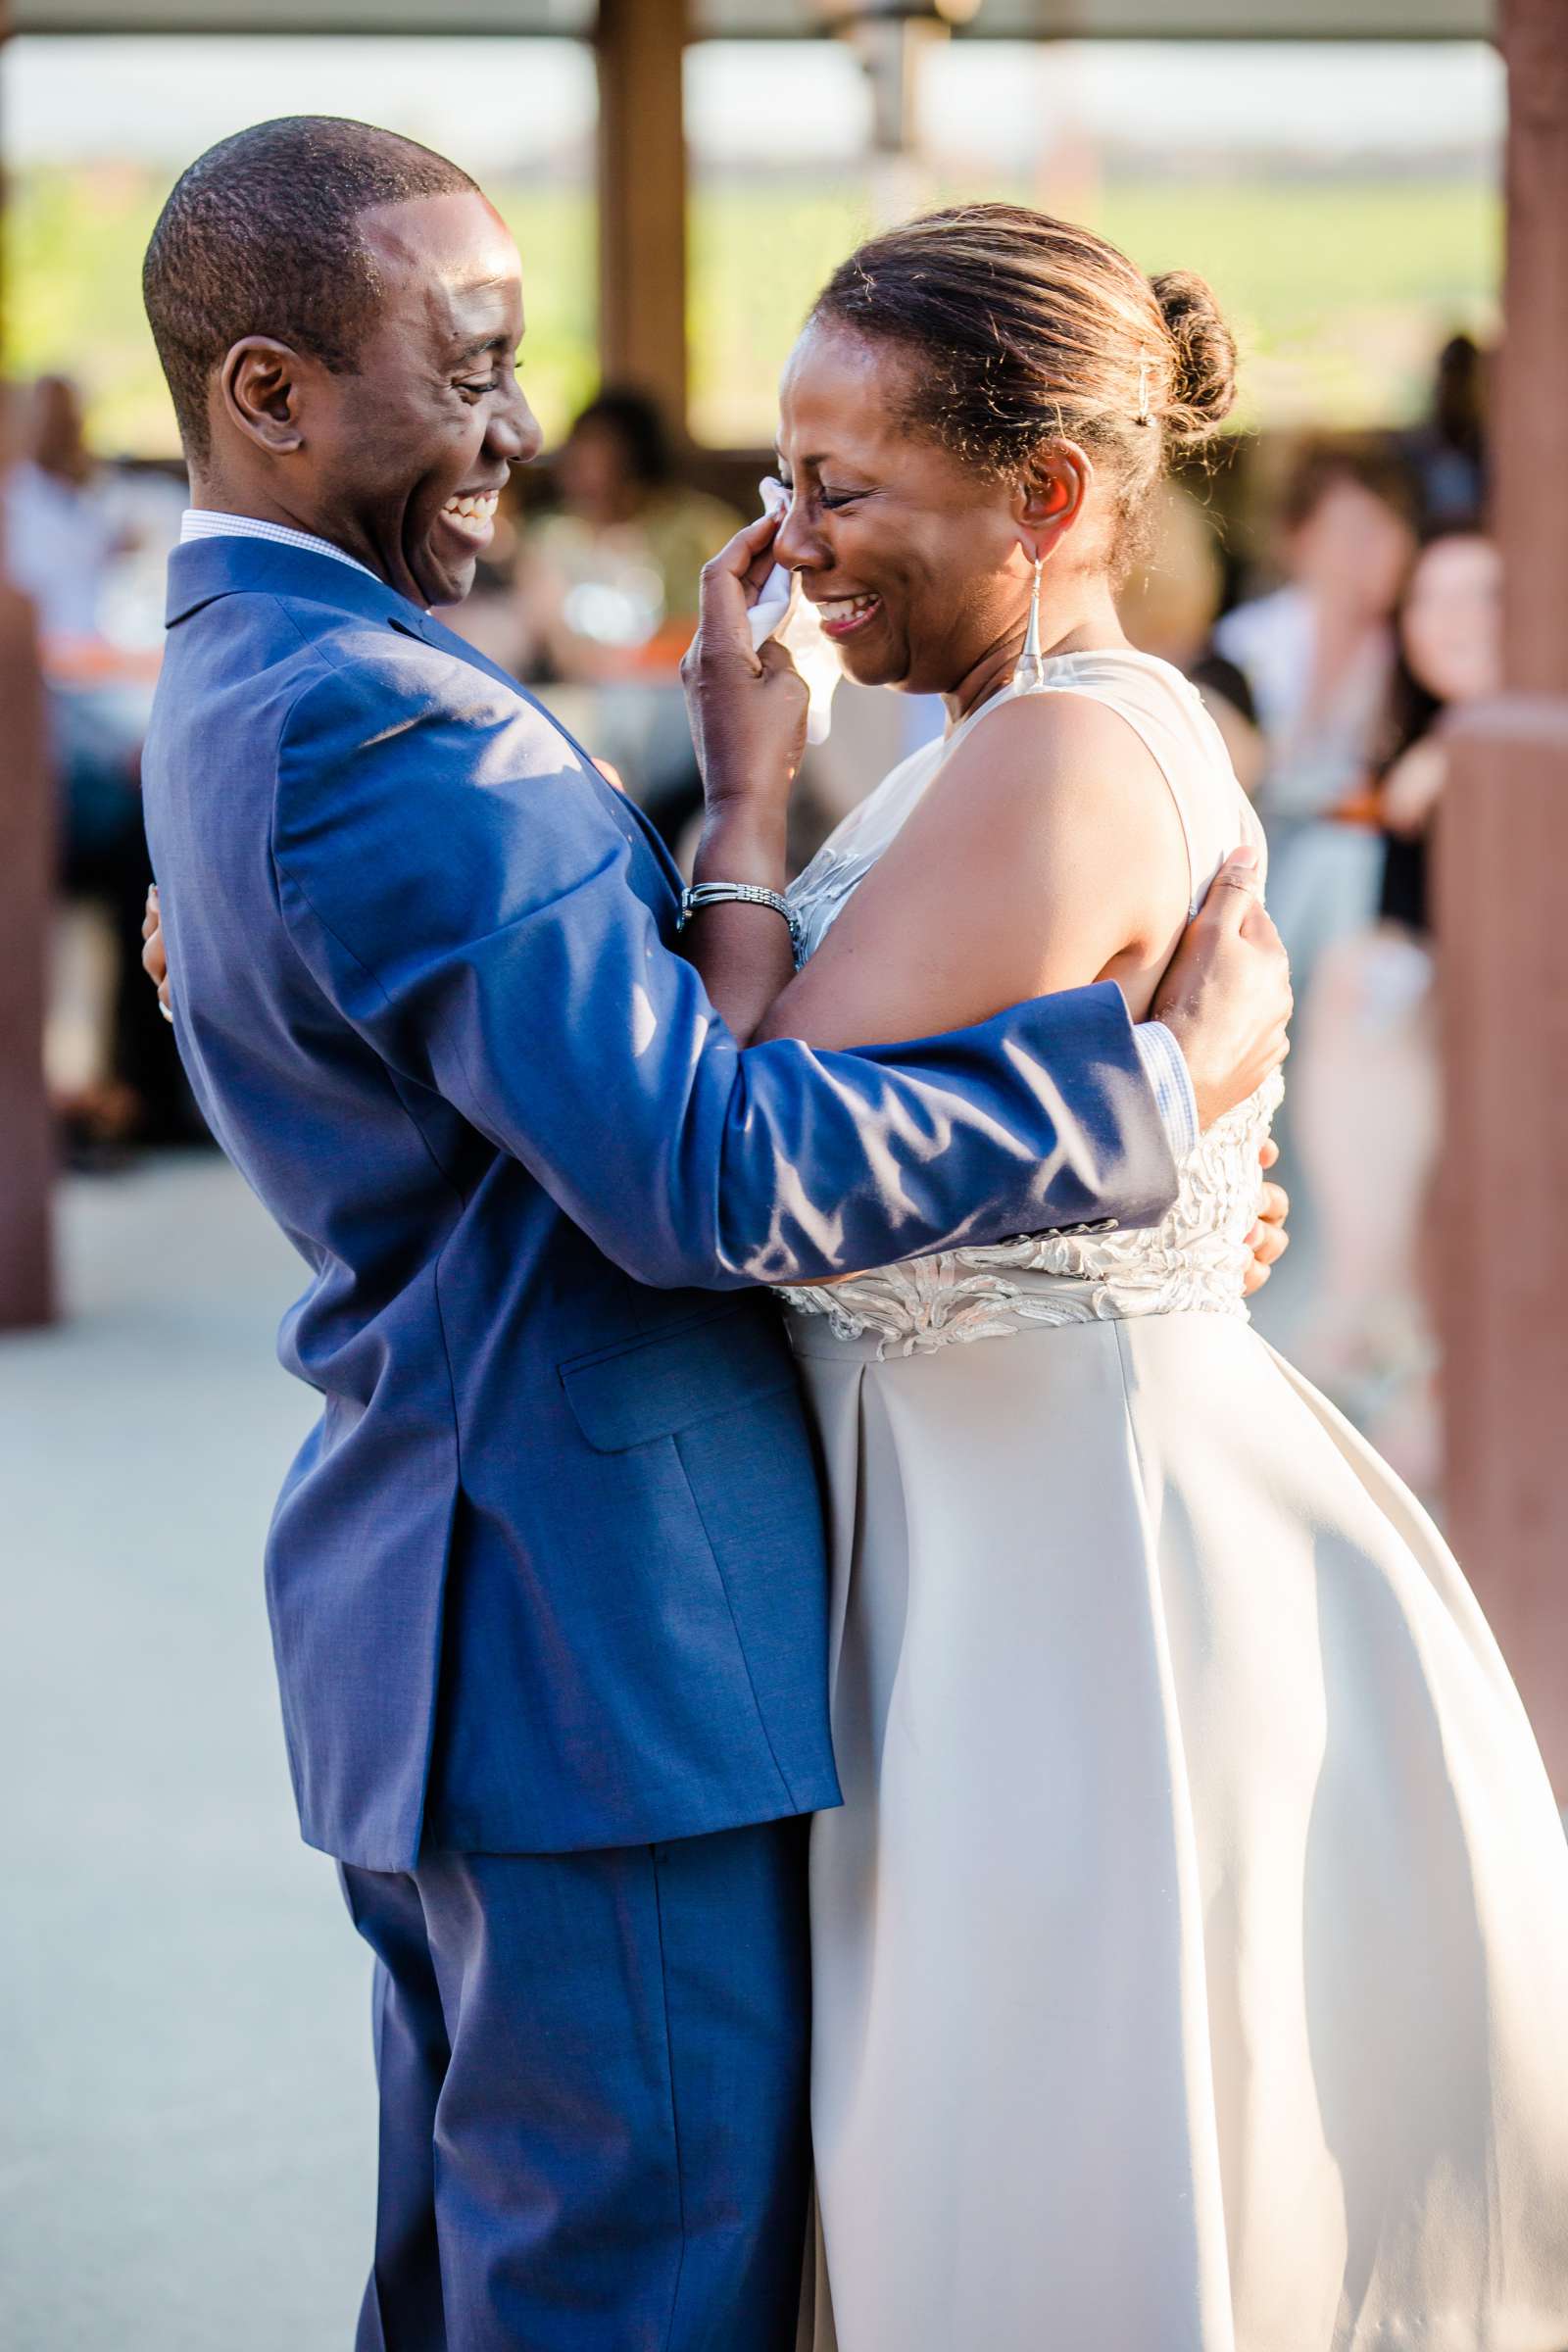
789,1308,1568,2352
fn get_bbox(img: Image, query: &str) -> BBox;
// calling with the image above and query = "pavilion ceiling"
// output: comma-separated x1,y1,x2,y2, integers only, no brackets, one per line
10,0,1493,38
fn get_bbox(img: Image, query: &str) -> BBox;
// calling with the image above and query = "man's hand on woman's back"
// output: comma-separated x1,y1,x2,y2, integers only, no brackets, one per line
1152,850,1293,1131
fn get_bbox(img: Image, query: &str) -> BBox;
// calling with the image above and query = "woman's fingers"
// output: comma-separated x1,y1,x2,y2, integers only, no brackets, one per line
689,514,784,682
1242,1237,1288,1289
703,509,783,604
141,884,174,1017
757,637,806,687
1248,1178,1290,1250
1242,1174,1291,1295
1256,1176,1289,1226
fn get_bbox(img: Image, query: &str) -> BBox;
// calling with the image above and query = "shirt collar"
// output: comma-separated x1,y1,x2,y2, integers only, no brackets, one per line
179,508,379,581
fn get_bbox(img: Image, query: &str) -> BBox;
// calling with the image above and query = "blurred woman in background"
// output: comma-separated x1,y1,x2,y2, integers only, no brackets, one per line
517,388,741,682
1118,475,1266,798
1214,440,1417,999
1292,522,1500,1481
496,389,744,848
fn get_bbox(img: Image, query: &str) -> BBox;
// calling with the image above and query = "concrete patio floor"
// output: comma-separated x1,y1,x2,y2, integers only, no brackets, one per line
1,1154,375,2351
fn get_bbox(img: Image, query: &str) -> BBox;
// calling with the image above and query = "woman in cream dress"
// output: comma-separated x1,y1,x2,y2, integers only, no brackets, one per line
682,206,1568,2352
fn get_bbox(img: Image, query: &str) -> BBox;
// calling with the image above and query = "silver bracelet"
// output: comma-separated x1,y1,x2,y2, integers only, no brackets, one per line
678,882,803,965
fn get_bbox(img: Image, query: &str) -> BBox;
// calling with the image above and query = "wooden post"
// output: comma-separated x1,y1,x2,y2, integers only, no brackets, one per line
0,1,57,1331
1436,0,1568,1788
595,0,690,429
0,579,56,1330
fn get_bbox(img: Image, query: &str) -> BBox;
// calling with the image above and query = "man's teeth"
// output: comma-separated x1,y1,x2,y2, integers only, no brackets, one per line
442,493,499,524
819,594,879,621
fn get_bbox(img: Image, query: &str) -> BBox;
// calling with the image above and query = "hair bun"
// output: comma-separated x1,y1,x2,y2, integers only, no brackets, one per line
1152,269,1238,445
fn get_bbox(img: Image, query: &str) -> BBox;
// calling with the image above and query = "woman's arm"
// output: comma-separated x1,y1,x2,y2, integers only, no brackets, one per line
681,799,798,1044
676,510,808,1042
755,691,1192,1050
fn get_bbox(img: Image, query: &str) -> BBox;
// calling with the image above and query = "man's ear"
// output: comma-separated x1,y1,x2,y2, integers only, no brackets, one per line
218,336,311,456
1016,442,1093,562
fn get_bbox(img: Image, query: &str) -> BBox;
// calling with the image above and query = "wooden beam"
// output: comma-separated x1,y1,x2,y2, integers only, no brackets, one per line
595,0,690,429
7,0,1497,34
1436,0,1568,1788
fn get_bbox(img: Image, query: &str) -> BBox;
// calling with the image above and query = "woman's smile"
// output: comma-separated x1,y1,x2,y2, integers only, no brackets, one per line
812,590,883,640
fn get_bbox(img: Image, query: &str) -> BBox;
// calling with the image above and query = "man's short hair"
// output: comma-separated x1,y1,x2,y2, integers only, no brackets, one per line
142,116,478,464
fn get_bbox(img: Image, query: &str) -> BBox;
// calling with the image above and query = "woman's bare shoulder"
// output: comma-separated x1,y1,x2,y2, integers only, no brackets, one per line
754,687,1189,1049
887,686,1188,900
936,685,1171,814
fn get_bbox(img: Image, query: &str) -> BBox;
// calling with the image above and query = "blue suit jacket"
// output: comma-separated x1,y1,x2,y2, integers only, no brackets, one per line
141,536,1178,1870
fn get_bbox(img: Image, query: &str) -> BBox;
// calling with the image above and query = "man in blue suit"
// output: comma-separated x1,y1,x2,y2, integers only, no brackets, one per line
138,120,1289,2352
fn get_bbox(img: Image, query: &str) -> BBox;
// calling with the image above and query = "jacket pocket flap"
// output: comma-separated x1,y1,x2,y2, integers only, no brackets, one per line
559,1307,800,1454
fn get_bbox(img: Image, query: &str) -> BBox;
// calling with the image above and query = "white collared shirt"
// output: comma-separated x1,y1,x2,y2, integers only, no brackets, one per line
179,508,378,580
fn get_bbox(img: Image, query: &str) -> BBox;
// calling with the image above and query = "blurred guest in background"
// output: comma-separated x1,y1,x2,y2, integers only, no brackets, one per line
517,388,741,683
3,375,121,639
500,389,743,849
1119,477,1265,798
3,374,191,1155
1291,520,1500,1485
1213,439,1418,1002
1398,332,1489,532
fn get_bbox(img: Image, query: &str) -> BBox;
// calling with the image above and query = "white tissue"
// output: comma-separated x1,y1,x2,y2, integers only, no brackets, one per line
748,477,842,747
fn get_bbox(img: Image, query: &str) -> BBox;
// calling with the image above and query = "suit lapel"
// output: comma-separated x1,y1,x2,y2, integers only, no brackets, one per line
400,608,688,905
164,536,688,907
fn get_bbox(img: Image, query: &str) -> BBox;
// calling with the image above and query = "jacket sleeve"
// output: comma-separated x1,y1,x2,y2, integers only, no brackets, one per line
271,658,1179,1291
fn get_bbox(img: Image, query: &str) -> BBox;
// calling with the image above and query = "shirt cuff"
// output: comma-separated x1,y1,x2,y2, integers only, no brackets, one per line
1134,1021,1199,1165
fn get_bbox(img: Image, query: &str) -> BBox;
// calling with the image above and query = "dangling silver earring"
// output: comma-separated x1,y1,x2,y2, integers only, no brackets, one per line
1012,555,1048,693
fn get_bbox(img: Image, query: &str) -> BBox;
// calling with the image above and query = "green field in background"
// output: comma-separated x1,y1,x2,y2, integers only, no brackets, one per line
688,175,1501,444
2,170,601,456
5,164,1498,458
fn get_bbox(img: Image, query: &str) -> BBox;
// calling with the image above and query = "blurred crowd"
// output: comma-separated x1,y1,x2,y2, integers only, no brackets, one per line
4,375,189,1161
4,337,1493,1482
1167,337,1490,1490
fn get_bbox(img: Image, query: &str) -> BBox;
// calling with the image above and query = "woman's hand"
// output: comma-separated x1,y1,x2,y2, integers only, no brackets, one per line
681,507,808,850
142,885,172,1020
1243,1138,1290,1296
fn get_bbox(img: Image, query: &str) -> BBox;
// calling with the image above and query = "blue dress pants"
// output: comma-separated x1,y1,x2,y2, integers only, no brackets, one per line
340,1819,811,2351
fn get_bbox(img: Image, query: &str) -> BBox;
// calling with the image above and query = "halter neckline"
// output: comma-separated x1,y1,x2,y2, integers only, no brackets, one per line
945,645,1200,748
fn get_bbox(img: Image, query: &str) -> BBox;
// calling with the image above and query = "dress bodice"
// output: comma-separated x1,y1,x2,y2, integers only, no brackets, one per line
776,650,1278,1358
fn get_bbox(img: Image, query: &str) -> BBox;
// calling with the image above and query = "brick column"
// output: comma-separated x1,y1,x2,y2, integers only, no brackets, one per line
1436,0,1568,1788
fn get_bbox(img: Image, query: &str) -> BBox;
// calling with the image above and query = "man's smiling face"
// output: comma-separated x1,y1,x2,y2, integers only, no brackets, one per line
302,189,540,608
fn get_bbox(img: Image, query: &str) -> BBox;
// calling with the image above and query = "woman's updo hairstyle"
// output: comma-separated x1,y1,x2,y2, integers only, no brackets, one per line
808,203,1237,526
